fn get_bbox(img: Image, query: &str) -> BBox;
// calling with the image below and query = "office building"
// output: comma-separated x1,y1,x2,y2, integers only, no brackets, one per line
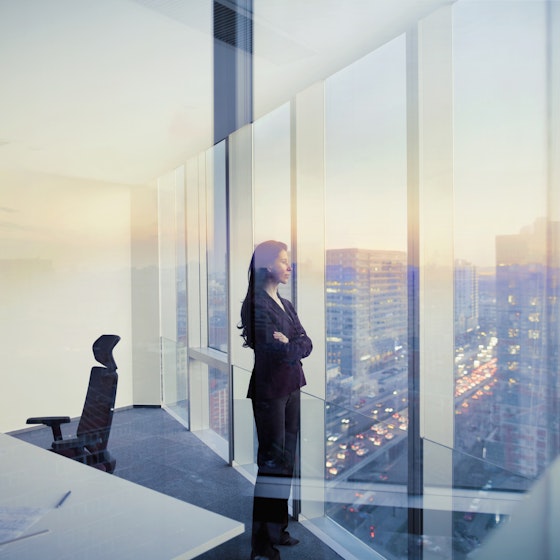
326,248,407,406
454,259,479,337
492,219,560,478
477,269,497,333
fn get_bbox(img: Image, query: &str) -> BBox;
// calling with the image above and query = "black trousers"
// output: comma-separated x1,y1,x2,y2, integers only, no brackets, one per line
251,390,300,553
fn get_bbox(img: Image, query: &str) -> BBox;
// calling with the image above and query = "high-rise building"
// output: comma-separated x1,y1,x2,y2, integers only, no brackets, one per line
477,269,497,333
454,259,479,337
326,249,407,405
492,219,560,477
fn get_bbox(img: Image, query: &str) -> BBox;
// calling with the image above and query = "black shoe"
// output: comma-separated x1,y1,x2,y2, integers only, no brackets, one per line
279,533,299,546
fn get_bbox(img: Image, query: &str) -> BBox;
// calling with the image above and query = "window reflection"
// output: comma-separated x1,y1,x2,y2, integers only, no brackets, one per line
207,140,228,352
209,365,229,440
452,0,553,494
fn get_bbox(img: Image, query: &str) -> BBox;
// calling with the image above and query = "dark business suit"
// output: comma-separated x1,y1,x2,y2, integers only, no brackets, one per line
248,290,312,556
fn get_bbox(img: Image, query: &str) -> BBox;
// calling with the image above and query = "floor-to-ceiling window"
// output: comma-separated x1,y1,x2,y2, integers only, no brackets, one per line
206,140,230,441
207,141,229,354
253,102,293,298
448,3,554,552
324,33,409,557
182,141,231,461
452,0,550,487
159,167,189,426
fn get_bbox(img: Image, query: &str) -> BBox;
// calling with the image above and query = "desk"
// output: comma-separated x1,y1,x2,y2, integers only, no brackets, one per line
0,434,244,559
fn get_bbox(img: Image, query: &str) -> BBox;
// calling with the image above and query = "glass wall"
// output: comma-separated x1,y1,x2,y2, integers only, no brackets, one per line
205,140,230,450
452,0,551,491
167,1,560,558
253,102,293,299
207,140,229,353
159,167,189,426
183,142,231,460
324,34,409,557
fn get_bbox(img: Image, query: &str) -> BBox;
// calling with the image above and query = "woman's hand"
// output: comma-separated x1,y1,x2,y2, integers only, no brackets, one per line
273,331,289,344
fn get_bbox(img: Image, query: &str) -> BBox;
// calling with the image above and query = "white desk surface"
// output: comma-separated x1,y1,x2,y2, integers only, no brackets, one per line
0,433,244,559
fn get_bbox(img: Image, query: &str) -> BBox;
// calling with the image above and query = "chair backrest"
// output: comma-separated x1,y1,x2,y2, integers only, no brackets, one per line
92,334,120,370
77,335,120,453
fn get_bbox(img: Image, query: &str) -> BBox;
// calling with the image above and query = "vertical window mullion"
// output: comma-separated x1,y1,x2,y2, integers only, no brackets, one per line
406,24,424,557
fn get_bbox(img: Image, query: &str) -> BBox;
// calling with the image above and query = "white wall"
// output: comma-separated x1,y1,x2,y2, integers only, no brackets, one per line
0,169,134,432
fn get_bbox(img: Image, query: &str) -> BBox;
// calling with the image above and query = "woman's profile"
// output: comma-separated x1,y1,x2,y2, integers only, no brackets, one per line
240,240,313,560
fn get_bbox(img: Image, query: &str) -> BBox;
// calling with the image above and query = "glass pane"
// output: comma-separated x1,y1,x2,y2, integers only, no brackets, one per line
209,365,229,440
324,34,408,555
159,169,189,425
232,365,256,471
422,439,529,558
174,262,188,425
189,358,229,461
305,395,528,559
452,0,552,487
207,140,228,352
176,175,188,421
253,102,292,299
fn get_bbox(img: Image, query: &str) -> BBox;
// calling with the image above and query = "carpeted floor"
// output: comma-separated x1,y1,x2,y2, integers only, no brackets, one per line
12,406,343,560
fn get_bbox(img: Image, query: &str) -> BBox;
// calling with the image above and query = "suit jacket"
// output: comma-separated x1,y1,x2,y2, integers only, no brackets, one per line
247,290,313,400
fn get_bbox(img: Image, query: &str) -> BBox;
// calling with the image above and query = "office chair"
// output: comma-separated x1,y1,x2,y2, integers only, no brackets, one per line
26,334,120,473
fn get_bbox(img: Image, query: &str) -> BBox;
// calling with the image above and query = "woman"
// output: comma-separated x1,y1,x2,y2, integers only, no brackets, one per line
240,240,313,560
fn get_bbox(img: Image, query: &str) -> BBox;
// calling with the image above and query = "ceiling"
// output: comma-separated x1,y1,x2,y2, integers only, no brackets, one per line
0,0,451,187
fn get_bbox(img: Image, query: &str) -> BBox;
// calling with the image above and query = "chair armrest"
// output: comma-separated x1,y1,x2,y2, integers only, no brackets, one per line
26,416,71,440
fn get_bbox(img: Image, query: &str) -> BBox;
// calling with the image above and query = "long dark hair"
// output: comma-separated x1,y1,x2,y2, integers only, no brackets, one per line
239,240,287,348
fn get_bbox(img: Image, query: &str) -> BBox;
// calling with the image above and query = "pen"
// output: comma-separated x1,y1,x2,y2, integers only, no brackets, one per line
55,490,71,508
0,529,50,546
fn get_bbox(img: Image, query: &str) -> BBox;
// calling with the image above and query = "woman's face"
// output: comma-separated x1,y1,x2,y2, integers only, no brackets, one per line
269,249,291,284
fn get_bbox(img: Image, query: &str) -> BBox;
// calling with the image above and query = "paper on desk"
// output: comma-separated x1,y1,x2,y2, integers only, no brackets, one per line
0,506,49,545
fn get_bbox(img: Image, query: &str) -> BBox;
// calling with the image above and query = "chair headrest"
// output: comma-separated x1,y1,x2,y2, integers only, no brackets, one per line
92,334,121,370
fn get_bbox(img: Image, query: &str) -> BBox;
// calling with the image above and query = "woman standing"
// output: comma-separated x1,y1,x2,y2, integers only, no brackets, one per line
240,240,313,560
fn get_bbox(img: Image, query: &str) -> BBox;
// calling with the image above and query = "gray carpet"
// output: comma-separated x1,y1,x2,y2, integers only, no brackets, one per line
12,407,343,560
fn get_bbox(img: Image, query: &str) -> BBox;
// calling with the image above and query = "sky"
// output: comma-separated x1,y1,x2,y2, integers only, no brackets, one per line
452,0,547,266
322,0,548,268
